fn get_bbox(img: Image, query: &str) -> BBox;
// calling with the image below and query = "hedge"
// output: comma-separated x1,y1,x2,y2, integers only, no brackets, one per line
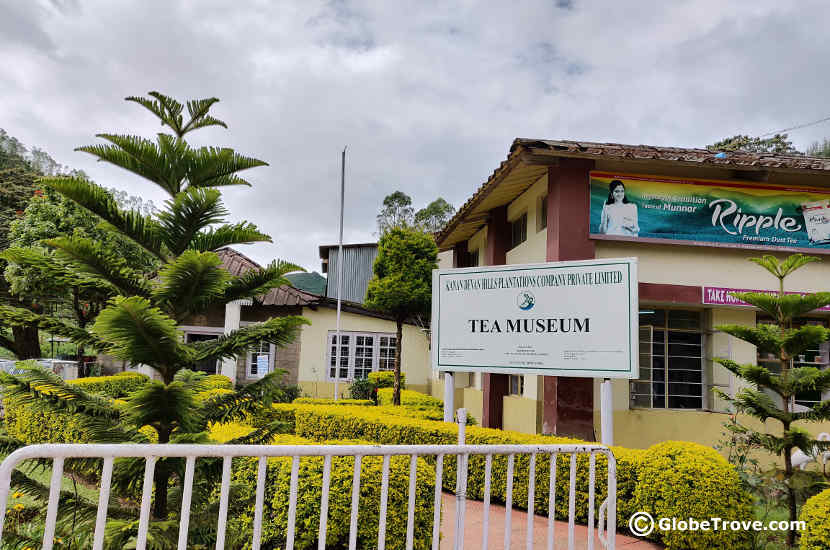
67,372,149,398
294,397,374,406
368,371,404,389
202,374,233,390
208,423,436,550
800,488,830,550
272,403,752,550
377,388,476,424
633,441,752,549
3,372,150,443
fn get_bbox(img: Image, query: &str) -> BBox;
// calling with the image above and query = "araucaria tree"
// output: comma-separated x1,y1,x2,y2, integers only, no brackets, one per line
715,254,830,547
365,227,437,405
0,92,307,547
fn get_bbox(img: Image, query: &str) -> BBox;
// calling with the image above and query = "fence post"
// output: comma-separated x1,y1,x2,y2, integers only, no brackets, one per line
443,372,454,422
454,408,468,550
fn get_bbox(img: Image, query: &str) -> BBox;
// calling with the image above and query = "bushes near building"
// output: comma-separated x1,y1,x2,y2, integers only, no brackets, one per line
208,423,436,550
66,371,149,398
368,371,404,389
294,397,374,406
800,488,830,550
633,441,753,549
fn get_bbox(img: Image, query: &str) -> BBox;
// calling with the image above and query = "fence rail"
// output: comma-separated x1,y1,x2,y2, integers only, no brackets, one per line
0,420,617,550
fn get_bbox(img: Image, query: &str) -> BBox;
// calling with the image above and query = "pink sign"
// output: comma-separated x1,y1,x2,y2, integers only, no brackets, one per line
703,286,830,311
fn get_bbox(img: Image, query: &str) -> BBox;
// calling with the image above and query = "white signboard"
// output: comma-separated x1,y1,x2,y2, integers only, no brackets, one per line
431,258,639,379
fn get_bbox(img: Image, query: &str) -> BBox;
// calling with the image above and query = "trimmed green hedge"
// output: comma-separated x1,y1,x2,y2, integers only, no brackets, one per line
202,374,233,390
633,441,752,549
376,388,476,425
3,372,150,443
68,372,149,398
272,403,752,550
800,488,830,549
208,423,436,550
294,397,374,406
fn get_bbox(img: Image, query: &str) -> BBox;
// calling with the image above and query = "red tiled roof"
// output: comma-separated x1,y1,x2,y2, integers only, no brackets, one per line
216,248,320,307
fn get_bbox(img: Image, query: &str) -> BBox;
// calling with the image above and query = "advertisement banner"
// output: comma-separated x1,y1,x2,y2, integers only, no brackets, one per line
431,258,639,379
589,171,830,251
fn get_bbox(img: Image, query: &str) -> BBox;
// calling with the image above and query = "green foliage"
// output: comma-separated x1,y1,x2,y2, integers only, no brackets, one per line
0,92,308,542
366,228,436,319
294,397,374,406
208,427,436,550
799,488,830,549
708,134,799,154
376,190,414,234
806,139,830,159
715,254,830,545
368,370,405,389
349,375,377,401
633,441,753,549
414,197,455,233
273,403,646,528
70,371,149,398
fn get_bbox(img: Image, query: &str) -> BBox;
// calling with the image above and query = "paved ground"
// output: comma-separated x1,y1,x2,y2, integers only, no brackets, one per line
439,493,663,549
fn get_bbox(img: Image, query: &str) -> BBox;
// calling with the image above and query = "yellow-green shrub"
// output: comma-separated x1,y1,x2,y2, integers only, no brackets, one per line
273,403,643,526
68,372,149,398
195,388,234,402
3,373,149,443
294,397,374,406
368,371,404,389
207,423,436,550
800,488,830,550
632,441,753,550
377,388,477,425
203,374,233,390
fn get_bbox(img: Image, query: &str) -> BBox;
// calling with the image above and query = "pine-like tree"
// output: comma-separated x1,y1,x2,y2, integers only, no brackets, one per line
715,254,830,547
0,92,308,548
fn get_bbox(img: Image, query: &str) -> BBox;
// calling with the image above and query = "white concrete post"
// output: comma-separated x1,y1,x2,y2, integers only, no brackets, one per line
600,378,614,446
221,301,242,385
443,372,454,422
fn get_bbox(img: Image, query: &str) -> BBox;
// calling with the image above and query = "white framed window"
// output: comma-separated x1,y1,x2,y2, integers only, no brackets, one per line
247,341,275,379
509,375,524,396
327,331,398,381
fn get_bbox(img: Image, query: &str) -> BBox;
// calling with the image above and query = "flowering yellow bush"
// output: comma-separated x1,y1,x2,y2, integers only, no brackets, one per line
800,488,830,549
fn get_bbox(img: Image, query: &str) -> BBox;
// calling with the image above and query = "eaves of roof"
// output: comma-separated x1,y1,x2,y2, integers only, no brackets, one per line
436,138,830,250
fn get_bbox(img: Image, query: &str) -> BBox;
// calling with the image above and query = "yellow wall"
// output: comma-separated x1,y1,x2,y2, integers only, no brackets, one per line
297,307,432,393
463,387,483,424
502,395,540,434
467,226,487,265
596,240,830,293
437,249,453,270
505,174,548,265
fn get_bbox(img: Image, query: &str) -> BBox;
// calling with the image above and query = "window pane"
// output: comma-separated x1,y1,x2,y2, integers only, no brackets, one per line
639,309,665,327
379,335,396,371
668,310,701,330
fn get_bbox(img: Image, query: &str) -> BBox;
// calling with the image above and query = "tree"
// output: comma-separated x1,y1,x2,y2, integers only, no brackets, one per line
0,130,50,359
707,133,800,154
414,197,455,233
3,186,157,370
0,91,307,547
376,190,415,234
365,227,437,405
714,254,830,547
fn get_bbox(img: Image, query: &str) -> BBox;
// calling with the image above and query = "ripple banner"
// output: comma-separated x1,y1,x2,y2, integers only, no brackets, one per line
589,171,830,251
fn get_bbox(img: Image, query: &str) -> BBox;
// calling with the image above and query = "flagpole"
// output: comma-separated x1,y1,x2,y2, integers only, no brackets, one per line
333,147,346,400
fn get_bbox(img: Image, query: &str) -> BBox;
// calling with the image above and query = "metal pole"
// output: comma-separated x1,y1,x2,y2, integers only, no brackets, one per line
334,147,346,400
443,372,454,422
600,378,613,446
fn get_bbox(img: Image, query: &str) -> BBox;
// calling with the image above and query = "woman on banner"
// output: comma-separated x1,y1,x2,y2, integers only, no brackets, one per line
599,180,640,236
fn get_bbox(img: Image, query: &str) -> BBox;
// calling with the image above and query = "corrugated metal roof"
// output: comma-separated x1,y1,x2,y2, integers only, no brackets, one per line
436,138,830,249
324,244,378,304
216,248,320,306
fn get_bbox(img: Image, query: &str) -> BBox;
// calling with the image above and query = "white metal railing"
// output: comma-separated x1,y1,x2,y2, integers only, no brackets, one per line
0,412,617,550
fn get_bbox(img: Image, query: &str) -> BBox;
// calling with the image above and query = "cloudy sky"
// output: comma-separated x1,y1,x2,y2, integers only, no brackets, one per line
4,0,830,272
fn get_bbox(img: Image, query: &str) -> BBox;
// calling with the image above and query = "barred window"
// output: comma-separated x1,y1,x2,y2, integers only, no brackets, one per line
632,309,704,409
510,213,527,249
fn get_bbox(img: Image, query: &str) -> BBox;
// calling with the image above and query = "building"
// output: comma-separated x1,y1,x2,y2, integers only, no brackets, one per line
177,248,432,395
433,138,830,449
319,243,378,304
